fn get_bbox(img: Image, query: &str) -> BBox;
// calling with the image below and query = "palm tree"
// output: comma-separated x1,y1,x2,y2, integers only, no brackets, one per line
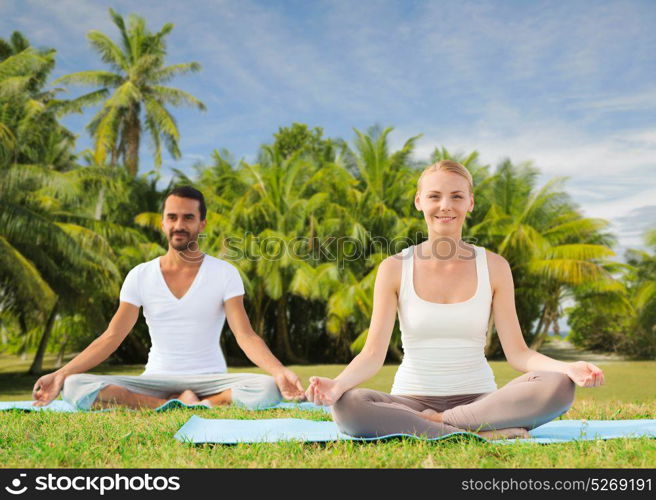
55,9,206,176
231,147,334,363
0,32,151,372
317,128,425,359
623,230,656,357
0,160,142,373
343,126,420,213
0,32,75,170
568,228,656,358
468,160,619,355
0,34,72,334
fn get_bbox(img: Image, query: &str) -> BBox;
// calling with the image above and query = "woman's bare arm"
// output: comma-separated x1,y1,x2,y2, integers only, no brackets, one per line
306,255,401,404
490,252,604,386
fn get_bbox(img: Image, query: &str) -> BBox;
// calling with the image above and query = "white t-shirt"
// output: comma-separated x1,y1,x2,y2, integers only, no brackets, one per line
119,254,245,375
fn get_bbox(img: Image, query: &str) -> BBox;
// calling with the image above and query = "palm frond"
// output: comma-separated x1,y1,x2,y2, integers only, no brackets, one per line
149,85,206,110
151,62,201,83
0,236,55,315
54,70,123,88
87,27,128,71
134,211,162,230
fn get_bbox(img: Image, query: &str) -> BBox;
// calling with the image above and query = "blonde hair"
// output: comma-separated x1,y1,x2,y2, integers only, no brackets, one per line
416,160,473,196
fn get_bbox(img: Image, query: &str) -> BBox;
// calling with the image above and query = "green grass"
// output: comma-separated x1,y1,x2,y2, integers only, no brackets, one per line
1,356,655,468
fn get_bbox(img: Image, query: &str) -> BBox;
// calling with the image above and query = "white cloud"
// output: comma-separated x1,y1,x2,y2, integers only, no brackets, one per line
389,117,656,256
408,122,656,178
572,88,656,113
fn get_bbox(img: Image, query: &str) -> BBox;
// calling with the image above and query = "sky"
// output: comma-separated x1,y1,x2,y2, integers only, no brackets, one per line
3,0,655,259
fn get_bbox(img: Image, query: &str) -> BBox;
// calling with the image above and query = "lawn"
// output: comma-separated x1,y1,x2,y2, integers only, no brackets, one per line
1,355,655,468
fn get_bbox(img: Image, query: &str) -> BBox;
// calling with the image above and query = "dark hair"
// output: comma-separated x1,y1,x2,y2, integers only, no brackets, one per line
161,186,207,221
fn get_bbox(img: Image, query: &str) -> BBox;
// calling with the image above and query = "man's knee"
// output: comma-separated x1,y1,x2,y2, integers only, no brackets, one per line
62,373,106,409
258,375,281,405
232,374,281,409
62,373,96,399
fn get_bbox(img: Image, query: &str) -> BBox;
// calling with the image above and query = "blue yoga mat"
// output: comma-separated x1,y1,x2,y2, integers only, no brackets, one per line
0,399,329,413
173,416,656,445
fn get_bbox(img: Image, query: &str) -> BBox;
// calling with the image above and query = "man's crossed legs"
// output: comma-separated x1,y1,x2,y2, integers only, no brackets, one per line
62,372,282,410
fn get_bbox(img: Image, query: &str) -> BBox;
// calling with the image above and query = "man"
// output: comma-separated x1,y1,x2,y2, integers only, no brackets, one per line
32,186,305,410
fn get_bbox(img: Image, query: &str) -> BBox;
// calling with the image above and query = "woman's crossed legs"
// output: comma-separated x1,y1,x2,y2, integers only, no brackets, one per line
331,370,575,440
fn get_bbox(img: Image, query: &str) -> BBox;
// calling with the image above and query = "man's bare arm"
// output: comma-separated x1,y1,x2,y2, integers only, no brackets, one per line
59,302,139,376
224,295,305,400
32,302,139,405
224,296,286,374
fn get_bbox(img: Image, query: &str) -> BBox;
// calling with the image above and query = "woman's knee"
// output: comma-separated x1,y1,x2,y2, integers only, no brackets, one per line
535,370,576,410
333,388,372,412
553,372,576,409
331,388,376,430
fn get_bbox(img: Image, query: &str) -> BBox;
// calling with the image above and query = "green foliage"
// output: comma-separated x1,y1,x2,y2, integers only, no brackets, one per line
567,231,656,359
465,159,619,355
272,122,335,161
567,296,632,352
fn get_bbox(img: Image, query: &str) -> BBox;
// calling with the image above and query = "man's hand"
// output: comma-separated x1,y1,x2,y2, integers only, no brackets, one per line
305,376,344,406
565,361,605,388
273,368,306,401
32,371,66,407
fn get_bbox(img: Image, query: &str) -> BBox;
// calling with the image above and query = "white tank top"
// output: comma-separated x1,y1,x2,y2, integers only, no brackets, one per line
390,244,498,396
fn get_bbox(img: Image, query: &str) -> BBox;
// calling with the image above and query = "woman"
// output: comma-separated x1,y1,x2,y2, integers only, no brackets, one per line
306,160,605,440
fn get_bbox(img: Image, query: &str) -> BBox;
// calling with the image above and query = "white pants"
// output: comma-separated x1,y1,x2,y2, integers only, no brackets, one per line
62,372,281,410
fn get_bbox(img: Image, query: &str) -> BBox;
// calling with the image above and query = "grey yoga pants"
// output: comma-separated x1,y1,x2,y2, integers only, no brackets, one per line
331,370,576,438
61,372,282,410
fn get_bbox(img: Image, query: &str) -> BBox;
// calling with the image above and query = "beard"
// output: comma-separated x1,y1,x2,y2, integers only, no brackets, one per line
169,230,199,252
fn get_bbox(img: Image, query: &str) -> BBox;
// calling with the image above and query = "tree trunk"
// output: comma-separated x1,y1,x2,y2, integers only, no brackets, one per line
0,317,6,344
530,289,560,350
124,105,141,177
94,185,105,220
254,311,265,339
28,297,59,375
55,335,68,368
110,139,119,167
552,310,560,337
275,295,304,364
252,291,267,338
18,314,28,360
532,304,548,339
387,343,402,363
530,312,553,351
484,312,497,358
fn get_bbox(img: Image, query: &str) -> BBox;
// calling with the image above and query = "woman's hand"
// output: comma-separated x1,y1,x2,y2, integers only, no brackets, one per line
305,376,344,406
565,361,605,388
32,371,66,407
